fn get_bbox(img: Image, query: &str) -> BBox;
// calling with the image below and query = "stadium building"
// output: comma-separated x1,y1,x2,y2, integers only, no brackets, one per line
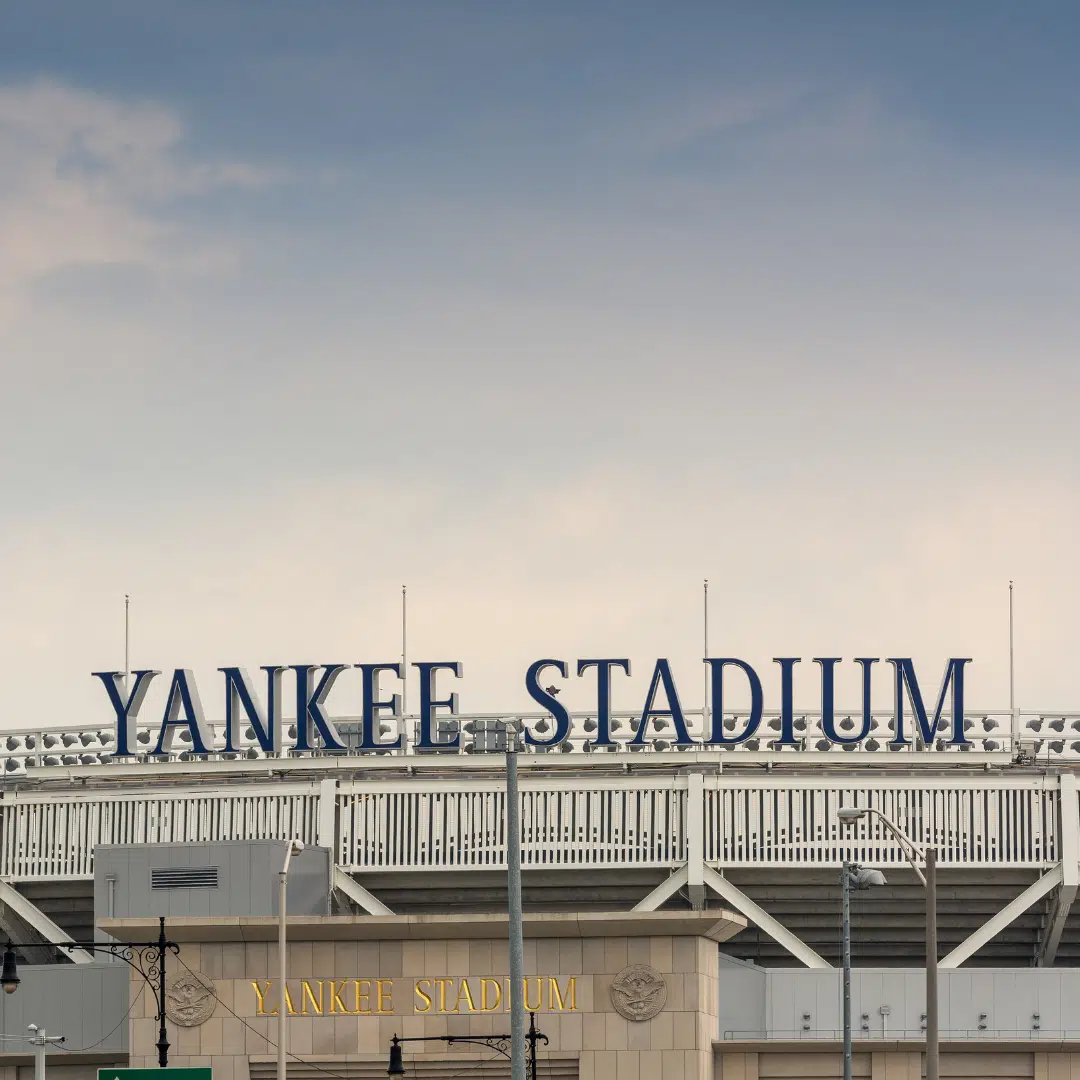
3,663,1080,1080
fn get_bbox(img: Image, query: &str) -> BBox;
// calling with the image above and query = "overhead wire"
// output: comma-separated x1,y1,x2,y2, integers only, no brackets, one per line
57,982,146,1053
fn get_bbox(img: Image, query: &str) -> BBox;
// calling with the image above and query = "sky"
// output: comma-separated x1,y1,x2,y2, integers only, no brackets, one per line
1,2,1079,731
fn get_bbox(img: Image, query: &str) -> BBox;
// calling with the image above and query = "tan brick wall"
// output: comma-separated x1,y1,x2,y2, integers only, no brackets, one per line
129,931,721,1080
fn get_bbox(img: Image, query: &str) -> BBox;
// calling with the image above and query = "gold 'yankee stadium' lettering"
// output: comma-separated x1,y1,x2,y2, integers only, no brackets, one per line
251,979,393,1016
253,977,578,1016
412,977,577,1014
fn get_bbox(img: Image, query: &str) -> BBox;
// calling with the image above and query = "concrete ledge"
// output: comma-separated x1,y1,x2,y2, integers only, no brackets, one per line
100,908,746,942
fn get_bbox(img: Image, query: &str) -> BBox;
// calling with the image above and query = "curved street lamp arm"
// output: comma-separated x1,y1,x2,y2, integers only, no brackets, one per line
865,809,927,886
58,940,180,1001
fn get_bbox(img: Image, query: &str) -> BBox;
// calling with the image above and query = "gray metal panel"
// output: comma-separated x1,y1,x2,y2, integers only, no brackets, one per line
716,953,766,1038
253,843,270,915
756,968,1080,1039
94,841,331,920
0,963,128,1054
287,845,331,916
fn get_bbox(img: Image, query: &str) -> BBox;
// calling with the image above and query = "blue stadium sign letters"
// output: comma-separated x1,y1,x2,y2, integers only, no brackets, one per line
91,657,972,756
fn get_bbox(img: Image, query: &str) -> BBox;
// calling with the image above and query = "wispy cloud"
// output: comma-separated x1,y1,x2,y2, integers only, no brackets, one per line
0,80,281,310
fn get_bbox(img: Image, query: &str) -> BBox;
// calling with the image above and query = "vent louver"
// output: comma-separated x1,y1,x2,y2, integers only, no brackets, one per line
151,866,219,890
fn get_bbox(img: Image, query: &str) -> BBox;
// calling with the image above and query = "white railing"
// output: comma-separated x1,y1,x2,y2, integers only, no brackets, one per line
3,708,1065,776
0,785,322,879
705,776,1058,867
336,777,688,870
0,772,1067,881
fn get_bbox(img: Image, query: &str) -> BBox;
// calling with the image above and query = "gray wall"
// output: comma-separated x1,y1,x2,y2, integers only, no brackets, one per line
0,963,128,1054
718,966,1080,1040
94,841,331,920
717,952,767,1040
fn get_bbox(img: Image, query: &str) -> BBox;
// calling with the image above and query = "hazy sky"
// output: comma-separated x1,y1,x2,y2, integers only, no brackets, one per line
2,2,1078,730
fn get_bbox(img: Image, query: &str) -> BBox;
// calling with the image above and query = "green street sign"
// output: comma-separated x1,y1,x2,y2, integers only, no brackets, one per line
99,1071,211,1080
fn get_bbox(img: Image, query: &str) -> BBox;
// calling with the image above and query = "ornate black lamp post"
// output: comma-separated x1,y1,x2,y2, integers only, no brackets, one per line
1,916,179,1067
387,1012,547,1078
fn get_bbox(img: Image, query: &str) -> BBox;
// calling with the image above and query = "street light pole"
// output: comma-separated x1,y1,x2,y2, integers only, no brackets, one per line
926,847,938,1080
505,728,526,1080
841,861,852,1080
278,839,305,1080
2,923,177,1066
838,807,937,1080
387,1015,548,1077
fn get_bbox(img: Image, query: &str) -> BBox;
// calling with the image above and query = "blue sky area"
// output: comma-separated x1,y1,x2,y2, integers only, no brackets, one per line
1,3,1077,723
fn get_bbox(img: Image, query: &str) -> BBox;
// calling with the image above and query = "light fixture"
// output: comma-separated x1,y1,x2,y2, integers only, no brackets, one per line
850,866,887,888
387,1037,405,1075
2,943,20,994
837,807,867,822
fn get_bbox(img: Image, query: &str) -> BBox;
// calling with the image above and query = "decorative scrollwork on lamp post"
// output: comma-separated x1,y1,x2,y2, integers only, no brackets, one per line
2,916,179,1067
387,1012,548,1079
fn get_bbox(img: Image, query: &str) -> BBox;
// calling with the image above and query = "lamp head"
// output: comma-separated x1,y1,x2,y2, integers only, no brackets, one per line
289,840,305,856
850,867,887,889
837,807,867,823
387,1037,405,1075
1,943,19,995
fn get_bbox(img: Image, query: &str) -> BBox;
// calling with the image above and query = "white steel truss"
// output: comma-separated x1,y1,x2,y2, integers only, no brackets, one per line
1,761,1078,968
332,866,394,916
0,878,93,963
939,866,1064,968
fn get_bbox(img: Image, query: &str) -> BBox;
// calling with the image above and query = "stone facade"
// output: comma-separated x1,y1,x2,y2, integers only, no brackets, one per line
112,911,740,1080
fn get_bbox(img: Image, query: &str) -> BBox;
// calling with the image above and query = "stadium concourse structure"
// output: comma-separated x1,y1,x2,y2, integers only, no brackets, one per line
2,707,1080,970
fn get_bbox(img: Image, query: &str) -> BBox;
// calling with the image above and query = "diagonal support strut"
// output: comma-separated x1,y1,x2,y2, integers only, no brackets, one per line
332,866,395,916
940,865,1063,969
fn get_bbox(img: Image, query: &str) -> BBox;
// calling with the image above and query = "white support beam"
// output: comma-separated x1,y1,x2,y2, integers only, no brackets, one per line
1039,773,1080,966
687,773,705,910
317,778,338,851
701,866,832,970
0,878,94,964
1038,881,1076,968
633,866,690,912
332,866,394,916
940,865,1063,969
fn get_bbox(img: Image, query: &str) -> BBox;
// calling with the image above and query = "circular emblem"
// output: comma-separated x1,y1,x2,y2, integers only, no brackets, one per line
610,964,667,1021
165,970,216,1027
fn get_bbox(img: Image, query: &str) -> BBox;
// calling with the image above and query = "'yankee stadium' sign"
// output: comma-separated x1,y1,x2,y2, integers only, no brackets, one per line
92,656,971,756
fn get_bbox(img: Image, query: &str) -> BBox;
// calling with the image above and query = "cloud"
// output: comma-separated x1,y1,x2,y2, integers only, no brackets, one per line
0,79,280,314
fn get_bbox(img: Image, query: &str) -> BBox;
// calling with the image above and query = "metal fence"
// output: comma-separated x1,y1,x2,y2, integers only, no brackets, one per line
704,776,1058,867
0,785,322,879
0,771,1066,881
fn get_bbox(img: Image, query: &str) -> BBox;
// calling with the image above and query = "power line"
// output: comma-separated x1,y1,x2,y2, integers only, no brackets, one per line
57,983,145,1053
172,954,353,1080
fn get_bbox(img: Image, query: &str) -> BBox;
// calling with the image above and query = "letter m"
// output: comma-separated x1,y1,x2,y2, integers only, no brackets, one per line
888,658,972,747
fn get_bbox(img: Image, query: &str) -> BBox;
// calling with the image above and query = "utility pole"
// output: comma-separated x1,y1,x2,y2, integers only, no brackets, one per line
841,862,852,1080
27,1025,64,1080
505,728,526,1080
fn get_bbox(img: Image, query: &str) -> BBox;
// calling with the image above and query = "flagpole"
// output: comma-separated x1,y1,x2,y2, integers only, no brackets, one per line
401,585,408,729
124,594,130,686
1009,580,1017,749
703,579,709,732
